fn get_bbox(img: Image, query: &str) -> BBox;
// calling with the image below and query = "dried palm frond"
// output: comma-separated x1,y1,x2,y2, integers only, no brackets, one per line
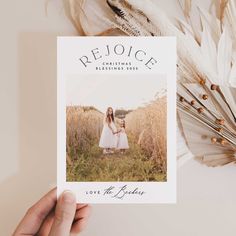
64,0,236,167
63,0,118,35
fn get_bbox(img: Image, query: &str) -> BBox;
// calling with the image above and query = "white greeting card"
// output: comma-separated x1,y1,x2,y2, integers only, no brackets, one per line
57,36,176,203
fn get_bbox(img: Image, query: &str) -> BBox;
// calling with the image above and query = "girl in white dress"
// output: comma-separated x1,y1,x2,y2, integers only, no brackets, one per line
99,107,118,154
117,120,129,153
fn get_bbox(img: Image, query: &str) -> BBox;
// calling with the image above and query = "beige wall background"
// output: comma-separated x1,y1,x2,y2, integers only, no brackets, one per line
0,1,236,235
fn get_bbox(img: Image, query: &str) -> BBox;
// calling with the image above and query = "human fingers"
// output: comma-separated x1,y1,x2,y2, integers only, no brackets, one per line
71,204,91,235
13,188,57,235
48,191,76,236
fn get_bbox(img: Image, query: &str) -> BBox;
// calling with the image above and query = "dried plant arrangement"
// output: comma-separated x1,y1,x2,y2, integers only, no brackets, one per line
63,0,236,167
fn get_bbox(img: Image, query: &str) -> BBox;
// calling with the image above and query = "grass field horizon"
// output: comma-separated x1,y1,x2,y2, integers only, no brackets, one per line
66,96,167,182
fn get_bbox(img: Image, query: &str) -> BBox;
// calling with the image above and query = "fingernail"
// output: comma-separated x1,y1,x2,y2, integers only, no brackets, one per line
62,191,75,203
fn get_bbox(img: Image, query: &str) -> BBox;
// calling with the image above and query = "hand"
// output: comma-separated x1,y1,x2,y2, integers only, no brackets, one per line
13,188,91,236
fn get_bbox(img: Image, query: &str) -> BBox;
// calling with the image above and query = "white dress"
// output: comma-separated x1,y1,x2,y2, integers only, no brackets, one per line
99,119,118,148
117,128,129,149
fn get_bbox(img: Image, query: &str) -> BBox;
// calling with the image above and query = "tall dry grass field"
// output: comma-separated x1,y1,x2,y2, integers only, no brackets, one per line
66,106,103,161
66,97,167,182
125,96,167,172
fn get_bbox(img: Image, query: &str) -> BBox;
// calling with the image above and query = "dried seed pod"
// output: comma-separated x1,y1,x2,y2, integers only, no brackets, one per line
199,79,205,85
211,84,218,90
211,137,217,144
220,139,227,146
216,118,225,125
216,127,222,132
197,107,204,113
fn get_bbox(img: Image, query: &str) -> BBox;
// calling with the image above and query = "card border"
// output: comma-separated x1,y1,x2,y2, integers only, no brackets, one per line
57,36,176,203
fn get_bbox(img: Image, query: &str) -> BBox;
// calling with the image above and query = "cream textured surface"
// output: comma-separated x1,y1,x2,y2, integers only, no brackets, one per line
0,0,236,235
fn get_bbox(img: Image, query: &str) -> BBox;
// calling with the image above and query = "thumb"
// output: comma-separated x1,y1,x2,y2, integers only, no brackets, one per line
49,191,76,236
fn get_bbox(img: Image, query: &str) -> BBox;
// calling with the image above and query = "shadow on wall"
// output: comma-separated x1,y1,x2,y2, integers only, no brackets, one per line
0,32,57,234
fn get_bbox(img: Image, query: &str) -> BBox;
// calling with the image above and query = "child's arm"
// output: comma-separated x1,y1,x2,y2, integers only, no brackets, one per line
115,128,122,134
108,123,116,134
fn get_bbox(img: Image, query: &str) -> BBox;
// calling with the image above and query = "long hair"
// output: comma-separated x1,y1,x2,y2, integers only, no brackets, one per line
106,107,114,123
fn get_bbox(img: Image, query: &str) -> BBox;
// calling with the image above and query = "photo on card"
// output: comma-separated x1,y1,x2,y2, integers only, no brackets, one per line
66,74,167,182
